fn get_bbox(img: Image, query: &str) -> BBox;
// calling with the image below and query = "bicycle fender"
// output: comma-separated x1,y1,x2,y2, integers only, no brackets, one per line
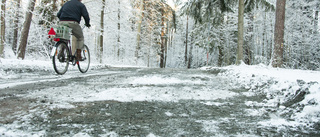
51,47,57,57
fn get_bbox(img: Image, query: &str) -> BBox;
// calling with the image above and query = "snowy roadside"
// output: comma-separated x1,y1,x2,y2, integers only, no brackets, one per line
205,63,320,131
0,59,109,78
0,58,113,92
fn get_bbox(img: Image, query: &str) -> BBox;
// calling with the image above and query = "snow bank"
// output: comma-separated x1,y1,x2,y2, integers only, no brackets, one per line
0,58,108,77
0,59,52,76
213,63,320,129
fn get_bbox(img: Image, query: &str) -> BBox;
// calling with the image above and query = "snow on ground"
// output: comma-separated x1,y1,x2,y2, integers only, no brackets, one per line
207,63,320,130
1,59,320,135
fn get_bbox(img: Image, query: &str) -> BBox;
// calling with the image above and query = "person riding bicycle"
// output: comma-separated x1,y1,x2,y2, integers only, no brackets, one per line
57,0,91,61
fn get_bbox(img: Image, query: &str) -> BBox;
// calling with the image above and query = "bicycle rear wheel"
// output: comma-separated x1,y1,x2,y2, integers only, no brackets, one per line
52,42,70,75
77,45,90,73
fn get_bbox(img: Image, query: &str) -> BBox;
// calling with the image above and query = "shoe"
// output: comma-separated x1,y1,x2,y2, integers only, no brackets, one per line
76,49,85,61
76,49,82,61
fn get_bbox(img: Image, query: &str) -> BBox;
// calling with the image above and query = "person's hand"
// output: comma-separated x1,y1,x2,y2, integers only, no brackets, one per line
85,24,91,28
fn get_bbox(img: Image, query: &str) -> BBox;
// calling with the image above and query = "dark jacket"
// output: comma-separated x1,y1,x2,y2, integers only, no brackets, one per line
57,0,90,25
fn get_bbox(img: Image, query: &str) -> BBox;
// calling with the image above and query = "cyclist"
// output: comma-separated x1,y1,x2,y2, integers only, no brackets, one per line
57,0,91,61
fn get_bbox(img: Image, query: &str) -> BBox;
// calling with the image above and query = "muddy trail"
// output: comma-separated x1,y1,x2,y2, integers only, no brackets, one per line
0,67,319,136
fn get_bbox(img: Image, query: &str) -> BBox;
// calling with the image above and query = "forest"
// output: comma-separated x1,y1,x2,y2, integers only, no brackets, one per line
0,0,319,70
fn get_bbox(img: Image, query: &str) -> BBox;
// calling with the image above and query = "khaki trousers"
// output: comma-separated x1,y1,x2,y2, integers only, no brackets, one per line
58,21,84,55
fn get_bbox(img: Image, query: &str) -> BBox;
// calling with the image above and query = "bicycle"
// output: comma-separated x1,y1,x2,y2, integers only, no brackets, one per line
48,25,90,75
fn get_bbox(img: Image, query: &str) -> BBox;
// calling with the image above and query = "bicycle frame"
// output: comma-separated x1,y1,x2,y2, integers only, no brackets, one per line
49,26,90,74
51,39,79,66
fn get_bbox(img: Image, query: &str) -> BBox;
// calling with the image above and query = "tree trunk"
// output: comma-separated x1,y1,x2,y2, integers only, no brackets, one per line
262,12,267,58
272,0,286,68
236,0,244,65
314,10,318,34
147,27,152,67
245,13,254,65
218,46,224,67
60,0,65,6
0,0,6,58
17,0,36,60
99,0,105,63
135,0,144,63
187,35,193,68
51,0,57,23
164,21,169,68
160,9,165,68
185,15,189,65
117,0,121,60
12,0,20,55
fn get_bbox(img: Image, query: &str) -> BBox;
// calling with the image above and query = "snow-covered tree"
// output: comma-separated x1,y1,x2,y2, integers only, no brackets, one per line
0,0,318,70
0,0,6,58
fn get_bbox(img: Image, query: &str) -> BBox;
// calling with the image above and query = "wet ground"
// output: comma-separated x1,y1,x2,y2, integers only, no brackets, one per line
0,67,319,136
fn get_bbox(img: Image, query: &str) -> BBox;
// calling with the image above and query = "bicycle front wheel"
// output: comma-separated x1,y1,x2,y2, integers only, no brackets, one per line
52,42,70,75
77,45,90,73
